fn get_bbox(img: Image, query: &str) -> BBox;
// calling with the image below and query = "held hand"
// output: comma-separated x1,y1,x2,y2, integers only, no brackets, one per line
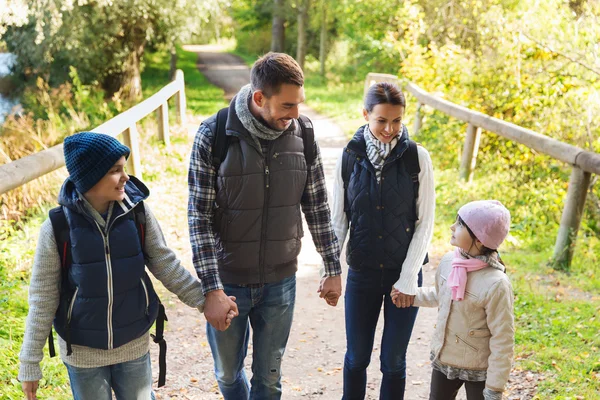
225,296,238,329
204,290,239,331
22,381,39,400
391,288,415,308
318,275,342,307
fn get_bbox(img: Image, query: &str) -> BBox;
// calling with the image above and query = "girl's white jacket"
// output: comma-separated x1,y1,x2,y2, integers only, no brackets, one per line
414,251,515,392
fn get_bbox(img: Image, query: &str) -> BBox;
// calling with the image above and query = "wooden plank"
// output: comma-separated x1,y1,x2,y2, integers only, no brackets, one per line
174,70,187,125
405,82,600,174
0,145,65,194
552,167,592,270
0,71,186,195
157,101,170,147
122,125,141,177
364,72,399,97
460,124,481,182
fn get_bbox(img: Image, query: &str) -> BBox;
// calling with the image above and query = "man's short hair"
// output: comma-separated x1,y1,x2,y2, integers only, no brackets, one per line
250,52,304,97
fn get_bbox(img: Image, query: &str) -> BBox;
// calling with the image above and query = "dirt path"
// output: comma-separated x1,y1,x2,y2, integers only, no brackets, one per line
147,46,530,399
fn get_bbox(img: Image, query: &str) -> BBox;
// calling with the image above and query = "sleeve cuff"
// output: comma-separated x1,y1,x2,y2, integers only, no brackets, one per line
322,261,342,277
18,362,42,382
393,274,418,295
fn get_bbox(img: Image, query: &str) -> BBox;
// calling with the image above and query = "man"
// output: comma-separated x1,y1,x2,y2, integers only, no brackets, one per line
188,52,342,399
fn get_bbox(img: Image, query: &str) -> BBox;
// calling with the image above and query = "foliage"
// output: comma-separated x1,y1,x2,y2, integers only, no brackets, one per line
2,0,229,99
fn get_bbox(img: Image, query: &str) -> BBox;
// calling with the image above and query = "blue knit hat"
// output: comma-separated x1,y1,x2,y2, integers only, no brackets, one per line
64,132,130,194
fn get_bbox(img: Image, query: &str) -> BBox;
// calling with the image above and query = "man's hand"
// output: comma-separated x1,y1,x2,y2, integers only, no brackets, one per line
204,290,239,331
22,381,39,400
390,287,415,308
318,275,342,307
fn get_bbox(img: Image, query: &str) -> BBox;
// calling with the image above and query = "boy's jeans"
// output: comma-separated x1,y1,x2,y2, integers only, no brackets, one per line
343,267,422,400
207,275,296,400
65,352,155,400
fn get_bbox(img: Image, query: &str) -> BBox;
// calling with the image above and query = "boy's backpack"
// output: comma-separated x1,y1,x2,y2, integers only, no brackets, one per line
47,202,169,387
341,139,421,219
211,107,315,169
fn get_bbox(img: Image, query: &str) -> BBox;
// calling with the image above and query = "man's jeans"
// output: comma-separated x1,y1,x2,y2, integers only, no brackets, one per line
65,352,155,400
343,267,423,400
207,275,296,400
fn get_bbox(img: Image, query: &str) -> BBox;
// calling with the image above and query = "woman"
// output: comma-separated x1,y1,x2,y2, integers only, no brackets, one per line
331,82,435,399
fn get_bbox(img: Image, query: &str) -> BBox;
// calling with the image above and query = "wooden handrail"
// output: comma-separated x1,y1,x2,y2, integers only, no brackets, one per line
0,69,186,195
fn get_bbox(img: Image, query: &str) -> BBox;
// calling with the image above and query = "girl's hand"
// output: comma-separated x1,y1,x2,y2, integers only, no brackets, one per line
391,289,415,308
224,296,238,329
22,381,39,400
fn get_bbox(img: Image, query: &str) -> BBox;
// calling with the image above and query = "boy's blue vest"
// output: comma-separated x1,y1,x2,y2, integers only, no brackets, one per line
344,126,420,271
53,177,159,351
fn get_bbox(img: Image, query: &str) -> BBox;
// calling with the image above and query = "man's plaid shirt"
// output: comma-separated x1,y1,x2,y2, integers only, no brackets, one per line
188,122,342,295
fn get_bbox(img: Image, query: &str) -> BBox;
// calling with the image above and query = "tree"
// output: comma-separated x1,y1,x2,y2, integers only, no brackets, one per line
3,0,228,100
271,0,286,52
296,0,311,70
319,0,327,76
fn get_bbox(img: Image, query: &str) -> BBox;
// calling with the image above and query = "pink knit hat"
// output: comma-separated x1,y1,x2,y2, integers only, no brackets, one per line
457,200,511,250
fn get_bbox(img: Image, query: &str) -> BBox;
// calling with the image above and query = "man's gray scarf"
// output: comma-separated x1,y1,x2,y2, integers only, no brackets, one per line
235,84,288,150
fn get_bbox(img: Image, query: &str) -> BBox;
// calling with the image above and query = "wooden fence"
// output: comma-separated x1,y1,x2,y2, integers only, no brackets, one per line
0,69,187,195
365,72,600,269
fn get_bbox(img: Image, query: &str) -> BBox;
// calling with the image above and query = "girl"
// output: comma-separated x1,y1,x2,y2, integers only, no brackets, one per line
331,82,436,399
19,132,236,400
393,200,514,400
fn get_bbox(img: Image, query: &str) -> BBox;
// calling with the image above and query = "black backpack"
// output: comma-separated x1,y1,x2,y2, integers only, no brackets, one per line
211,107,316,169
48,202,169,387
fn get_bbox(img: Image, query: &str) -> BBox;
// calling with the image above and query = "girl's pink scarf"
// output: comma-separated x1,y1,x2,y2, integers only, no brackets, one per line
448,248,488,301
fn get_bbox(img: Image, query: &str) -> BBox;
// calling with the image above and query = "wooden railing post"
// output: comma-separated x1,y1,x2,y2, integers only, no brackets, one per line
157,101,170,148
413,103,423,136
122,125,141,177
552,167,592,270
460,124,481,182
174,69,187,125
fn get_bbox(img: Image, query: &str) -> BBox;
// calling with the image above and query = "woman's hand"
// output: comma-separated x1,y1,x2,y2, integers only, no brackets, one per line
22,381,39,400
390,288,415,308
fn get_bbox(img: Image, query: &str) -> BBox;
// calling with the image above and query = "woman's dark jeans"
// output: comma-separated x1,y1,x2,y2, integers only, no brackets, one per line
342,267,423,400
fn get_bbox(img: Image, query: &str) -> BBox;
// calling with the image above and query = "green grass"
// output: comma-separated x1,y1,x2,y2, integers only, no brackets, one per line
0,46,226,400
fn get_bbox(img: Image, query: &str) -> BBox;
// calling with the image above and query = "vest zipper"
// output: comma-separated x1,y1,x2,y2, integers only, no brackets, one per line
140,278,149,315
67,287,79,322
94,211,128,350
258,143,273,285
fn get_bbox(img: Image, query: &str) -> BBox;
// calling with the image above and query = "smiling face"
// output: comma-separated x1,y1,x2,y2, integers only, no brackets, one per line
363,103,405,144
84,156,129,210
252,83,305,131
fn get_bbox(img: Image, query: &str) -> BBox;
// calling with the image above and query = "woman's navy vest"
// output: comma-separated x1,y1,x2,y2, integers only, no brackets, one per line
344,127,419,271
53,178,159,351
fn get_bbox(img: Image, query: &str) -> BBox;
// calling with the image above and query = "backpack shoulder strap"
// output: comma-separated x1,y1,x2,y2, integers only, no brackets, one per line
341,148,356,190
132,201,148,262
403,140,421,220
297,114,315,167
341,148,357,221
212,107,230,169
48,206,71,358
49,206,71,270
404,140,420,193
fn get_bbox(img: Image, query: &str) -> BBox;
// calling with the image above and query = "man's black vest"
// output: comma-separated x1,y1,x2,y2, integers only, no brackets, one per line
202,100,310,284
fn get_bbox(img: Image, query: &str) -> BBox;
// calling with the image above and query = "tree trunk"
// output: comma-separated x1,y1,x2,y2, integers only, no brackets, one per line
319,0,327,76
169,45,177,81
296,0,310,70
271,0,286,52
102,43,144,101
